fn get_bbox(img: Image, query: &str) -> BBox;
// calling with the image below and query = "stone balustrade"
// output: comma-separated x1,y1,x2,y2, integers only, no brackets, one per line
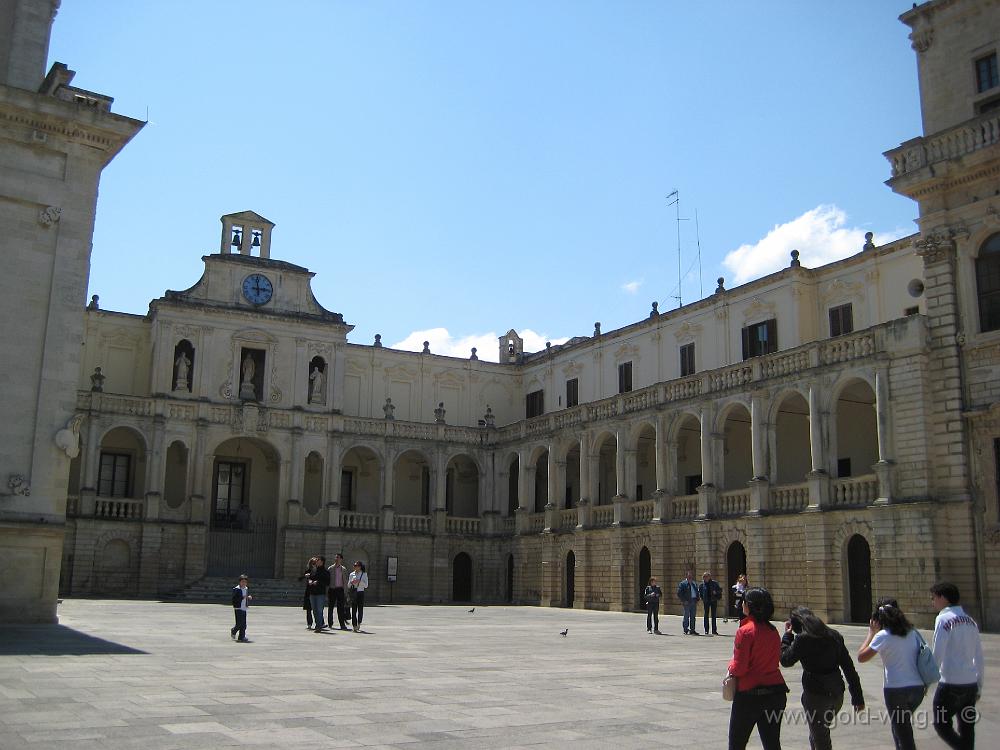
631,499,655,524
831,475,878,507
395,514,431,533
446,517,481,535
671,495,699,520
94,497,143,520
886,109,1000,179
591,505,614,527
771,483,810,512
339,510,379,531
719,489,751,516
558,507,577,531
527,513,545,533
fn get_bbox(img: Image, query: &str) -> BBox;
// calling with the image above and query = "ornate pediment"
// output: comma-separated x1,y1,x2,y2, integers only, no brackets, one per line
433,370,464,387
743,297,776,322
383,363,417,379
673,321,703,341
821,278,865,305
562,360,583,377
614,343,640,362
232,328,277,344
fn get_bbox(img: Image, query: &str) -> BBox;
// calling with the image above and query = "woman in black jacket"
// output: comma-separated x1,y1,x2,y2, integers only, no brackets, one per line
780,606,865,750
298,557,317,629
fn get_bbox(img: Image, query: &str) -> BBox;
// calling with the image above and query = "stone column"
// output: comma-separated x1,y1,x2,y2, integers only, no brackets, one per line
654,414,668,493
614,428,628,499
79,413,101,514
699,405,716,486
330,342,346,414
144,414,166,520
873,366,896,503
578,436,592,503
324,434,342,529
380,449,395,532
806,381,830,508
288,427,303,504
432,450,447,535
750,392,768,480
547,448,559,509
190,418,209,523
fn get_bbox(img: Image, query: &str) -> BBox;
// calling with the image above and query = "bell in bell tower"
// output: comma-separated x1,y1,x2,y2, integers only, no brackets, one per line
220,211,275,258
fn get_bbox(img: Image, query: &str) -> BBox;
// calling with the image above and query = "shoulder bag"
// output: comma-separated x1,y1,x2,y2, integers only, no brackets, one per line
914,630,940,685
722,673,738,701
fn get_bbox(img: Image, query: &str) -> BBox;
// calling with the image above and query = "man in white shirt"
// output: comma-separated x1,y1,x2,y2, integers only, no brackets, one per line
230,574,252,642
930,581,983,749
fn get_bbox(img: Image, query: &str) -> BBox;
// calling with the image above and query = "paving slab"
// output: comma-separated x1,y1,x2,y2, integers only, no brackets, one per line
0,600,997,748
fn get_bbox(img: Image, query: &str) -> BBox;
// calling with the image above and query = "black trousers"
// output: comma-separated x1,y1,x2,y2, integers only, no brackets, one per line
801,688,844,750
703,600,719,633
933,682,978,750
232,609,247,640
729,688,786,750
646,600,659,631
327,587,347,628
351,590,365,629
883,685,925,750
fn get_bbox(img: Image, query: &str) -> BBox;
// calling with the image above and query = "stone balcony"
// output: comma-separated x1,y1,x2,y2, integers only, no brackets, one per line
885,109,1000,183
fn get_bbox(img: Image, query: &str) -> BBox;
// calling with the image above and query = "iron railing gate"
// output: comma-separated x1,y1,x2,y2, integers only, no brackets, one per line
207,518,276,579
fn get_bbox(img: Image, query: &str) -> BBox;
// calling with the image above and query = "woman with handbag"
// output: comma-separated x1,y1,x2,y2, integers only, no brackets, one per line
348,560,369,632
727,587,788,750
780,606,864,750
857,598,926,750
297,557,318,629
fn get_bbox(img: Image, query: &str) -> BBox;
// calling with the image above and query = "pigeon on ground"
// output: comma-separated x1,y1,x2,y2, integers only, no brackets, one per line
468,608,475,613
560,628,568,636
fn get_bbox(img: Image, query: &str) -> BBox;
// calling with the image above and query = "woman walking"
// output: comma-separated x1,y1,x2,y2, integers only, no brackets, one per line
780,606,864,750
348,560,369,632
732,573,749,621
727,587,788,750
298,557,317,629
857,598,926,750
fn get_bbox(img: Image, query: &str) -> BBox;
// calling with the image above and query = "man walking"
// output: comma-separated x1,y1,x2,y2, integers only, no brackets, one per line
930,581,984,749
676,570,700,635
327,553,350,630
230,574,252,642
699,571,723,635
308,555,330,631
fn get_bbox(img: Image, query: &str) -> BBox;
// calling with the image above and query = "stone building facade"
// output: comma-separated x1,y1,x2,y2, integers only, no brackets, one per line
5,0,1000,628
0,0,143,623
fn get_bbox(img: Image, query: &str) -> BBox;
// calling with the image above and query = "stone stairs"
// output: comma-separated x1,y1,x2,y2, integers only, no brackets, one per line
167,576,304,606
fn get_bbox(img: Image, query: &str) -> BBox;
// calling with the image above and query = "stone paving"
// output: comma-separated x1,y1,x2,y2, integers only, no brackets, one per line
0,599,997,749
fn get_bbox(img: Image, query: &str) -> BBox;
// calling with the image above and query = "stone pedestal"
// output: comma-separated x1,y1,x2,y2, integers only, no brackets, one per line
873,460,896,504
749,478,770,515
612,495,631,527
652,490,671,523
806,471,830,509
697,484,719,518
0,524,64,623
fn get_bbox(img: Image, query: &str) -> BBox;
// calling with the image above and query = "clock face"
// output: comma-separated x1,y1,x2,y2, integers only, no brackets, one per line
242,273,273,305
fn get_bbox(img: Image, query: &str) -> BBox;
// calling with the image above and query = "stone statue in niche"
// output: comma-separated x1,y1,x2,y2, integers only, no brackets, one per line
383,397,395,420
434,402,446,424
174,352,191,391
90,366,105,392
308,366,325,404
239,353,257,400
483,405,495,428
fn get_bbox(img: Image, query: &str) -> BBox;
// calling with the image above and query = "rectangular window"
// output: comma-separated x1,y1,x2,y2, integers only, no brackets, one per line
98,452,131,497
741,318,778,359
525,389,545,418
684,475,702,495
837,458,851,479
679,342,696,377
339,469,354,511
829,303,854,337
213,460,246,521
905,305,919,316
566,378,579,408
618,361,633,393
976,52,999,93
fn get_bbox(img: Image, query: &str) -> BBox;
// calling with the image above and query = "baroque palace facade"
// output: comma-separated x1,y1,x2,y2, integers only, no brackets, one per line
4,0,1000,627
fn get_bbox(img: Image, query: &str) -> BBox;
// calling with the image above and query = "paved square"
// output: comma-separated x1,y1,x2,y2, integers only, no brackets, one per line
0,600,997,749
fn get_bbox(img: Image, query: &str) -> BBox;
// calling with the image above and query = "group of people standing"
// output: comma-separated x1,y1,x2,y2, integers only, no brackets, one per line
726,581,984,750
643,570,735,636
299,554,369,632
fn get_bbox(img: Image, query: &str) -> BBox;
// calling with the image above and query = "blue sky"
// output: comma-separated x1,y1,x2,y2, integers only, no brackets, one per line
50,1,921,360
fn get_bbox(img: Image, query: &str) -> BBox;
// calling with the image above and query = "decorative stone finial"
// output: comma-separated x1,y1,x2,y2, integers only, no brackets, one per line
715,277,725,293
593,322,601,336
545,342,551,352
650,301,659,318
422,341,430,354
863,232,875,252
790,249,800,268
87,294,99,310
470,347,478,360
90,366,105,392
434,402,446,424
374,333,382,347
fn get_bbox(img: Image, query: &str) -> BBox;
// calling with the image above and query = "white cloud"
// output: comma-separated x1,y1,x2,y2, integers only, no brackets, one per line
721,205,907,286
621,279,643,294
390,328,569,362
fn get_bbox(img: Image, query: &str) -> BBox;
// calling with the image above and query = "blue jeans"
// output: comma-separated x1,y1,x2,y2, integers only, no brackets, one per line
883,685,926,750
682,600,698,632
933,682,978,750
309,594,326,629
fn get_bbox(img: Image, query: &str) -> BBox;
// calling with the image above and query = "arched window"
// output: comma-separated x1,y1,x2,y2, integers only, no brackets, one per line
976,232,1000,332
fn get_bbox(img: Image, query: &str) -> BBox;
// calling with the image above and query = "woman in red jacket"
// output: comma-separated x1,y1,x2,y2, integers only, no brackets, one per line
727,587,788,750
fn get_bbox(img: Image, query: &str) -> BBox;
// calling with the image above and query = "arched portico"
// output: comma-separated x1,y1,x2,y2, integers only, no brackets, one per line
394,449,432,516
446,453,480,517
340,444,383,514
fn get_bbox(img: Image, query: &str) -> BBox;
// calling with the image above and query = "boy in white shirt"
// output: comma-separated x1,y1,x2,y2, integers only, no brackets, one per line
930,581,983,749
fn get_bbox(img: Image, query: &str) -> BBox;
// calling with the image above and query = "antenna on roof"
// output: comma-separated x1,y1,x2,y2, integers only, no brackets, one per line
695,208,704,299
666,190,689,308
